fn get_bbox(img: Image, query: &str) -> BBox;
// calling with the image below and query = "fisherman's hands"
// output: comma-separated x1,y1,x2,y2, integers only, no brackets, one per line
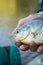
12,14,43,52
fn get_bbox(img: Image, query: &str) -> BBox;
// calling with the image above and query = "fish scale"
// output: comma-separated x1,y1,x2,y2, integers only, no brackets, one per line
11,18,43,45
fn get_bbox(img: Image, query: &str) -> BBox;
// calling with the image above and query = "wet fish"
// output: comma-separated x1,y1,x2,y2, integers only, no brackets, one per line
11,18,43,45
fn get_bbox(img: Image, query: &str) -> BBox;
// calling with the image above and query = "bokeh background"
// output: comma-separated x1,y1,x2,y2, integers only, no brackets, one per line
0,0,40,46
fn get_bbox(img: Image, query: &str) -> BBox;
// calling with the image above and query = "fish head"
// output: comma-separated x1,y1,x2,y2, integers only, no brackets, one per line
10,25,31,41
10,29,23,41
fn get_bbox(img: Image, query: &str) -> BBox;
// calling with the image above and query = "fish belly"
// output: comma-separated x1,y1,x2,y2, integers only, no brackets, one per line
21,27,43,45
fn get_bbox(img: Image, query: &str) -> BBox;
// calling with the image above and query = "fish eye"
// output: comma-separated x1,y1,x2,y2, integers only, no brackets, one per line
16,30,19,33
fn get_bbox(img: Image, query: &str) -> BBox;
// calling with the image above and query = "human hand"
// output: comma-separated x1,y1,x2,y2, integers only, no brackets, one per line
12,14,43,52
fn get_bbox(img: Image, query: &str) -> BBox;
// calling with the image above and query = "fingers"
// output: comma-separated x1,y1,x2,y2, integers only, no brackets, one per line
29,41,38,51
15,40,22,47
15,40,43,52
29,41,43,52
15,41,29,51
15,41,38,51
38,45,43,52
20,45,29,51
19,41,38,51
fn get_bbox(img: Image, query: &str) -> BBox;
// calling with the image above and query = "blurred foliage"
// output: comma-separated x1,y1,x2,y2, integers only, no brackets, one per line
0,0,39,18
0,0,40,30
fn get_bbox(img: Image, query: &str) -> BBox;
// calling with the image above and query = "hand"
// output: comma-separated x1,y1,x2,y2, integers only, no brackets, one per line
12,14,43,52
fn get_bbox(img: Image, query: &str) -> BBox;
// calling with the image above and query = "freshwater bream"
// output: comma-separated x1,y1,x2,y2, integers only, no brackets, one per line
11,18,43,45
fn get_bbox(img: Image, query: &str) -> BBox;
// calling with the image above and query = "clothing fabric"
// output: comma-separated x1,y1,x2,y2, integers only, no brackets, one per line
0,46,21,65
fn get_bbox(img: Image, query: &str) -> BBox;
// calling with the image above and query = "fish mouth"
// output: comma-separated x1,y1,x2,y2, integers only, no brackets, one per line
9,34,14,39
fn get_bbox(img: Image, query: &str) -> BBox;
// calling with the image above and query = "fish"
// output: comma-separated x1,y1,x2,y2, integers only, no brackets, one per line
10,18,43,45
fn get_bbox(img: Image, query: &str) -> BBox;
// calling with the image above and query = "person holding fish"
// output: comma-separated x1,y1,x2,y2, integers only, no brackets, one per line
11,0,43,52
10,0,43,65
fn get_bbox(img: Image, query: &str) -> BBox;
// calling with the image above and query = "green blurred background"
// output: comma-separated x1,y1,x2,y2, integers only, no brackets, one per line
0,0,40,46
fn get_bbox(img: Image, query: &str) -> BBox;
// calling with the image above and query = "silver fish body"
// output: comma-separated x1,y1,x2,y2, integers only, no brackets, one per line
11,18,43,45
